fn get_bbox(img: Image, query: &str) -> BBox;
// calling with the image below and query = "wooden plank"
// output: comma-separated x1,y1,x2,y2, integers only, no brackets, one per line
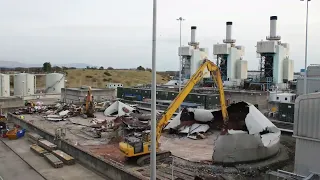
30,144,48,156
27,132,43,144
43,153,64,168
52,150,75,165
38,139,57,152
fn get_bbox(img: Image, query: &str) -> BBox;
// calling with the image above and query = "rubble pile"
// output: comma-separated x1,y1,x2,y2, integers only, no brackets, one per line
13,102,83,121
165,101,279,140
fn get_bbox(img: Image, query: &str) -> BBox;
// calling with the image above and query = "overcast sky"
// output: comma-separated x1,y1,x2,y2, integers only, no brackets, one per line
0,0,319,71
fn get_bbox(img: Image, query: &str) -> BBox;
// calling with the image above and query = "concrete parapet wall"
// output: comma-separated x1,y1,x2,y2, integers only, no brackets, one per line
22,94,61,100
224,91,268,109
121,100,172,112
7,113,145,180
0,97,24,108
61,88,116,103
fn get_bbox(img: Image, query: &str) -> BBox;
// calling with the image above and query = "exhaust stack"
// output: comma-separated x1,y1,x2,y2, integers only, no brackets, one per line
189,26,199,47
223,22,236,44
267,16,281,41
190,26,196,43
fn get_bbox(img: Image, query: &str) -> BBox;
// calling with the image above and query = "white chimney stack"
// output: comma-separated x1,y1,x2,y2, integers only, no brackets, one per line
190,26,196,43
223,22,236,44
189,26,199,47
267,16,281,41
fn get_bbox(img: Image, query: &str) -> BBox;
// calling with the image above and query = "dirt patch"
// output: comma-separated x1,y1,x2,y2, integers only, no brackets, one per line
85,143,126,164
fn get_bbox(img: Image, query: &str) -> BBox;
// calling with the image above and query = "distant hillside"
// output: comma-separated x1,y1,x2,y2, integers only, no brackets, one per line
64,69,170,88
33,69,170,88
0,60,91,68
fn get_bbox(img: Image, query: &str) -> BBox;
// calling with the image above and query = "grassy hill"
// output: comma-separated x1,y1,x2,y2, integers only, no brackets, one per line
35,69,170,88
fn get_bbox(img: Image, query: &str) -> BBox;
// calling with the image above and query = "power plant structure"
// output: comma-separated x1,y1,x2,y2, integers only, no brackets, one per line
0,74,10,97
45,73,66,94
13,73,35,96
256,16,294,86
0,72,66,98
178,26,209,80
213,22,248,81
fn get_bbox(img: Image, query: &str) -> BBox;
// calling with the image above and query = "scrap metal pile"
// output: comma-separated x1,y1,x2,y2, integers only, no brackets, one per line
13,101,83,121
104,101,154,131
165,101,279,140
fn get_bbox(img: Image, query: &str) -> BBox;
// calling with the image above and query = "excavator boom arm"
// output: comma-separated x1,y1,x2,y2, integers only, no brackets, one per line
156,59,229,141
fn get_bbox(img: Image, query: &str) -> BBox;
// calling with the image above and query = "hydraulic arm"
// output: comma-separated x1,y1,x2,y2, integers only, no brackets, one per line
119,59,229,165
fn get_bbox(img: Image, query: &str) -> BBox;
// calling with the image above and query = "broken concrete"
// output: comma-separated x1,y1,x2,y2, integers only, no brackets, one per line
213,102,281,164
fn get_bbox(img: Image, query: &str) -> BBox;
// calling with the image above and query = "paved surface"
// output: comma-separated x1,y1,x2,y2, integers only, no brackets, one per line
0,140,45,180
1,137,106,180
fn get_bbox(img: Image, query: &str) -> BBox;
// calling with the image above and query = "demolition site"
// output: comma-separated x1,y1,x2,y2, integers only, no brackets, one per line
0,14,319,180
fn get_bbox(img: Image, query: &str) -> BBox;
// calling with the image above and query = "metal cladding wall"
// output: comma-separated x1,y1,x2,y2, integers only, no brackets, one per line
307,65,320,77
294,92,320,176
296,77,320,95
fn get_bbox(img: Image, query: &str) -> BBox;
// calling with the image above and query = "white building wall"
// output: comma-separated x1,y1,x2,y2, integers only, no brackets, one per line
236,60,248,79
190,49,201,78
227,47,237,80
0,74,10,97
283,59,294,81
14,73,35,96
273,45,284,83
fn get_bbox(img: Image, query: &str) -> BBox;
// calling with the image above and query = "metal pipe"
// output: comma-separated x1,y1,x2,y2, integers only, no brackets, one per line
177,17,185,112
150,0,157,179
303,0,310,95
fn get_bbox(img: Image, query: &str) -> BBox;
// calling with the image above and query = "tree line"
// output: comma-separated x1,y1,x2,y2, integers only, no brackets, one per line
0,61,154,73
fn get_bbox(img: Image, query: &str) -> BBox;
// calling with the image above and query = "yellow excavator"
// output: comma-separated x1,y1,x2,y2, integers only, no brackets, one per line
119,59,229,165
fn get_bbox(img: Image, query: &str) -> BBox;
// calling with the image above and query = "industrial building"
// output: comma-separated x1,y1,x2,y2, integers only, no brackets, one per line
213,21,247,81
297,65,320,95
178,26,209,80
45,73,66,94
256,16,294,85
13,73,36,96
0,74,10,97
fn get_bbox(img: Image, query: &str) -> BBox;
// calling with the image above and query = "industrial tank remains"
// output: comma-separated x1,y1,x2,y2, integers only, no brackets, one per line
45,73,65,94
14,73,35,96
0,74,10,97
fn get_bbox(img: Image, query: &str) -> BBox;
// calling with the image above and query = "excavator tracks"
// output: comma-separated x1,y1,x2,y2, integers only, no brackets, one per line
137,151,172,166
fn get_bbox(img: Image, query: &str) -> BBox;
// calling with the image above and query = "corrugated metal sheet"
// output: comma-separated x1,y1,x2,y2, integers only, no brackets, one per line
294,92,320,175
294,138,320,176
294,92,320,139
